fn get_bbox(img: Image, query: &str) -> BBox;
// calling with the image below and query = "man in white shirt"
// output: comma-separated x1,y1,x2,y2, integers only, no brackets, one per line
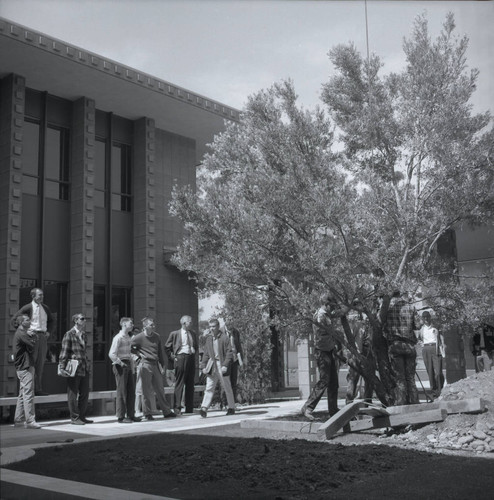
11,288,54,395
418,311,445,399
109,317,141,423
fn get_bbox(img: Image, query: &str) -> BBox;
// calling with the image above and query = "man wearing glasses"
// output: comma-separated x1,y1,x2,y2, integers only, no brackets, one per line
58,313,93,425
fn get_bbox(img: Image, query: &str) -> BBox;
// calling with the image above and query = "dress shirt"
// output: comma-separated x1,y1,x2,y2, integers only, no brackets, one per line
421,324,438,345
213,336,220,360
109,330,132,364
177,328,193,355
29,301,47,332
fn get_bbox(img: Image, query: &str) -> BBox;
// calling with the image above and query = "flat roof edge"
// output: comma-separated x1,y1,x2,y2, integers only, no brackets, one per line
0,16,241,122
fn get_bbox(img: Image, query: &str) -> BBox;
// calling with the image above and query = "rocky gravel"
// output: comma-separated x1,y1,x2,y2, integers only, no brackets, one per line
373,370,494,456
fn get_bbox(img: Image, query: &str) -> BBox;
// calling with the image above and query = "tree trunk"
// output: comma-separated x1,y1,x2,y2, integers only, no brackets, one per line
340,314,395,406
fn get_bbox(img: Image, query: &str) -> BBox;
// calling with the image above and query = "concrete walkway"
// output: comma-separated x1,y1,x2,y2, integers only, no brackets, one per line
0,400,306,500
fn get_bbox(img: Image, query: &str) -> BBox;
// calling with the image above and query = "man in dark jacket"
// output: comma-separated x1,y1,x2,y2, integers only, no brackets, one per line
301,293,349,420
11,288,54,395
165,315,198,415
222,321,244,406
13,314,40,428
58,313,93,425
199,318,235,418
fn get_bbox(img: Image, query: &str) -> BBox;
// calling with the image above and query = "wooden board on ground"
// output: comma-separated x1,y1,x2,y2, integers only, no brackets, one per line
317,401,365,439
385,398,485,416
359,406,389,417
348,408,448,432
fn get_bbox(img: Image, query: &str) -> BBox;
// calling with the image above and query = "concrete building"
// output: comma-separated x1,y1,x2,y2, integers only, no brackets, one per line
0,18,239,397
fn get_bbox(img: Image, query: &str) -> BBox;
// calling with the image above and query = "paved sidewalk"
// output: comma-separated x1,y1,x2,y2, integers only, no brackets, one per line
1,399,306,464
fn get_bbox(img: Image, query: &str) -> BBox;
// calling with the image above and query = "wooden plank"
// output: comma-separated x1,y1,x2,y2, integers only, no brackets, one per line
385,398,485,416
317,401,365,439
359,406,389,417
348,409,448,432
241,419,322,434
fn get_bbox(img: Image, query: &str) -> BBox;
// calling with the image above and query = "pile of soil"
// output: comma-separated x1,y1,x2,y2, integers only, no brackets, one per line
379,370,494,455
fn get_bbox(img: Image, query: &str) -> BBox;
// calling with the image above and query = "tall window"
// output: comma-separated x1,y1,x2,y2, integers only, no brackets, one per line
92,285,132,362
22,120,40,195
22,120,70,200
95,138,106,208
45,126,70,200
111,143,132,212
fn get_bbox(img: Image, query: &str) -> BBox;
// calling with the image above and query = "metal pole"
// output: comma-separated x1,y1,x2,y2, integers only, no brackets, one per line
415,370,433,403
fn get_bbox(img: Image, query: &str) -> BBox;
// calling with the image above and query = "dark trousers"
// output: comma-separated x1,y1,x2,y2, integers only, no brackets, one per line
113,361,136,419
389,341,419,405
422,345,444,398
221,360,239,407
33,332,47,392
304,349,339,416
173,353,196,413
67,374,89,421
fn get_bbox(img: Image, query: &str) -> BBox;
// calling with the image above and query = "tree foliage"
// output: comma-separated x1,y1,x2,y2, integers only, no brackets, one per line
171,14,494,405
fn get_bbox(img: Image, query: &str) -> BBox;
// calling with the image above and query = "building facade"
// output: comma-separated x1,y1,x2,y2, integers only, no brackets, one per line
0,18,239,397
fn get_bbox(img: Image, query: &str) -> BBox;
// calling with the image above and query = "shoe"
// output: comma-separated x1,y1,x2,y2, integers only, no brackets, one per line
26,421,41,429
71,418,85,425
80,418,93,424
174,408,182,416
200,407,207,418
130,416,142,422
35,391,49,396
14,421,25,428
144,415,155,421
226,408,235,416
118,418,133,423
163,411,177,418
302,408,315,421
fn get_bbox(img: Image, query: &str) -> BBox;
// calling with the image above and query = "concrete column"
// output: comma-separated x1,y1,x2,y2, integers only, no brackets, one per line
0,74,25,397
133,118,157,321
70,97,96,384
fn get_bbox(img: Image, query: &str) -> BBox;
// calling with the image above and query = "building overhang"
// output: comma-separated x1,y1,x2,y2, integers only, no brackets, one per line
0,18,240,163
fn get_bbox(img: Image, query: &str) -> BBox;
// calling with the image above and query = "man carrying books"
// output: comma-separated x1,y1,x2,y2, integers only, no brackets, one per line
58,313,93,425
199,318,236,418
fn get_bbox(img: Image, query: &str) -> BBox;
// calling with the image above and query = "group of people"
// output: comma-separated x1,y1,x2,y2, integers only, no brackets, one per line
301,291,451,420
11,287,243,428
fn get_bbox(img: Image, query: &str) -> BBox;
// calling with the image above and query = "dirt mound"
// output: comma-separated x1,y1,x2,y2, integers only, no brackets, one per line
379,370,494,455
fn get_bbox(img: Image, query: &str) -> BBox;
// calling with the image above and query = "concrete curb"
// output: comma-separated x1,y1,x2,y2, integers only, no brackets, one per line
1,469,175,500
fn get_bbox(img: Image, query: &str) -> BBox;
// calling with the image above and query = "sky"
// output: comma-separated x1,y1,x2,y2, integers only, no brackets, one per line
1,0,492,320
1,0,493,114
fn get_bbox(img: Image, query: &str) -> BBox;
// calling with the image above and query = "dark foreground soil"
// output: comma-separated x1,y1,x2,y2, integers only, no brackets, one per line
6,424,494,500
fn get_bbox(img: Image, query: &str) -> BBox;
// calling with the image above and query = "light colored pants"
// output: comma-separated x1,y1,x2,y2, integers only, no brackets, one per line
140,360,171,416
15,366,36,424
201,360,235,410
